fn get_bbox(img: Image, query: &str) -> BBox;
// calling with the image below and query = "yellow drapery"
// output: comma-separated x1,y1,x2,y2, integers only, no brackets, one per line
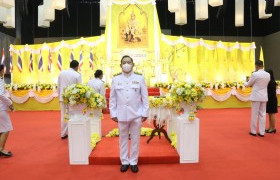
10,0,256,86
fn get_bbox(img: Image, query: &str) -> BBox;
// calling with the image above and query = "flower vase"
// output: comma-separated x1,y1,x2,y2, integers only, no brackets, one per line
179,102,195,117
68,104,87,121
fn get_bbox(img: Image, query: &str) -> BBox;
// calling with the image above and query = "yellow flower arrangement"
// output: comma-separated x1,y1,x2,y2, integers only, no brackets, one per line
63,84,106,109
188,111,196,121
201,81,246,89
105,128,119,137
170,82,206,104
36,83,57,90
5,83,57,91
149,96,180,110
169,132,177,148
154,82,172,90
140,127,158,136
91,133,101,149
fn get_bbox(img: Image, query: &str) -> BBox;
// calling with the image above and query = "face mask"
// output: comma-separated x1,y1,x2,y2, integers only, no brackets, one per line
122,63,132,73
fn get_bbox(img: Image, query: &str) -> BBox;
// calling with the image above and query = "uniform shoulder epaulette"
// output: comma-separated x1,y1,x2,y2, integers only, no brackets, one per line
113,72,122,77
134,72,142,75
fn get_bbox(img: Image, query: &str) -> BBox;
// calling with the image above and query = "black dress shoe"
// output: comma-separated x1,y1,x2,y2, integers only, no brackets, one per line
266,129,277,133
61,135,68,139
131,165,139,173
258,133,264,137
0,151,13,157
120,165,129,172
249,132,256,136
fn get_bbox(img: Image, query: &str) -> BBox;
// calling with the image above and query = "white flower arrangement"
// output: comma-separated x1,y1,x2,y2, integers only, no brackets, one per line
62,84,106,109
170,82,206,104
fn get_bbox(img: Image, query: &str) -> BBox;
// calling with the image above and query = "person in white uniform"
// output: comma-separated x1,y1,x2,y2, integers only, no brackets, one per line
88,69,105,98
57,60,81,139
110,55,149,173
245,60,270,137
0,64,14,157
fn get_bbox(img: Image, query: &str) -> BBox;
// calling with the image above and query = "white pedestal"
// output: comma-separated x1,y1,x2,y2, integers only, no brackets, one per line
86,109,102,137
68,116,91,165
176,117,199,163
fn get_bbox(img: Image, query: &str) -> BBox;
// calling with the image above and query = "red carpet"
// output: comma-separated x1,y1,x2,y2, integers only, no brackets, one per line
1,108,280,180
89,136,179,165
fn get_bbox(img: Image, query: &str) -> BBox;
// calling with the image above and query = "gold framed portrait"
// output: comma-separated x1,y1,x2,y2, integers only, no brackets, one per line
118,5,148,48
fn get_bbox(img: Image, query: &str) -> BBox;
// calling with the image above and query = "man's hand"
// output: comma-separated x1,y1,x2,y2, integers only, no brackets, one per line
141,117,147,122
112,117,118,123
9,105,14,111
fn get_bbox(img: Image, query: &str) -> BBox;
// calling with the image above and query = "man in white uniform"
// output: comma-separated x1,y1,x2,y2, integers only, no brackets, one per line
245,60,270,137
88,69,105,98
110,55,149,173
57,60,81,139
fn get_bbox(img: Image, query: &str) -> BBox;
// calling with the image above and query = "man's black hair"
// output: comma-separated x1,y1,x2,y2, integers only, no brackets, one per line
70,60,79,68
94,69,103,78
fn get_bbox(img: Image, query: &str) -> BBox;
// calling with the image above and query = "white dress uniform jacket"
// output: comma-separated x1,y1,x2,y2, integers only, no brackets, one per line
58,68,82,102
244,69,270,135
88,78,105,98
245,69,270,102
57,68,81,137
109,72,149,121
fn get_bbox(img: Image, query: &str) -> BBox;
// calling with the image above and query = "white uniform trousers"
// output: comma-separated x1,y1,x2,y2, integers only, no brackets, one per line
251,101,267,135
118,118,142,165
60,102,68,137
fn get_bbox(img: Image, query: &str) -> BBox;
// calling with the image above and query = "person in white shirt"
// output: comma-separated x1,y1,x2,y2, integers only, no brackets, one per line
0,64,14,157
57,60,81,139
88,70,105,98
245,60,270,137
110,55,149,173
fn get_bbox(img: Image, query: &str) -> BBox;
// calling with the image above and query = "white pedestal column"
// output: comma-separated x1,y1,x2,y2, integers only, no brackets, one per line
176,117,199,163
68,115,91,165
86,109,102,137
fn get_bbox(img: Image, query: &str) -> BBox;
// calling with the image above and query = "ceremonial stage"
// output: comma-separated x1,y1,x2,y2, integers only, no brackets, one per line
9,87,280,111
2,108,280,180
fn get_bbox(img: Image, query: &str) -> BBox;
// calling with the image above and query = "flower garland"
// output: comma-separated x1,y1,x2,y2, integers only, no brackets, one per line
63,84,106,109
91,133,101,149
105,127,159,137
